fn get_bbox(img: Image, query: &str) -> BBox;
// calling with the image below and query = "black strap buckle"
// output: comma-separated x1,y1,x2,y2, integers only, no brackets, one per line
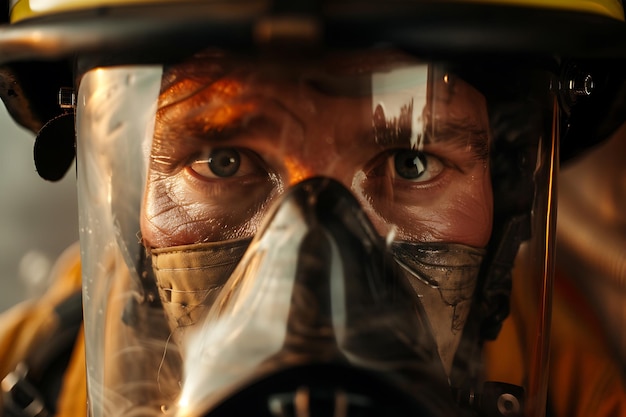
1,363,49,417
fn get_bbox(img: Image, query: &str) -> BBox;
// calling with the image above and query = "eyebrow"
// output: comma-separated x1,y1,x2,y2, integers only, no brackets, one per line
424,119,490,159
156,103,291,156
373,115,489,160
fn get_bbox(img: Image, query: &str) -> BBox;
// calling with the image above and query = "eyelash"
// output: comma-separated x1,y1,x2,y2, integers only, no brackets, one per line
184,145,449,195
365,148,447,185
186,147,267,180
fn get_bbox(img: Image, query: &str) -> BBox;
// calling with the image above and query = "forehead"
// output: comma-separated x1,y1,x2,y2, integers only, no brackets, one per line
159,48,484,100
156,48,489,138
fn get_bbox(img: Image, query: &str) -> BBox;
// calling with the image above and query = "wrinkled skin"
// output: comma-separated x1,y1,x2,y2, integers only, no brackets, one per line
141,50,493,250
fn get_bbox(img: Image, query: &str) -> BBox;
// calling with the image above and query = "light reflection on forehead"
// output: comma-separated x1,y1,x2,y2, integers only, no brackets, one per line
372,65,429,150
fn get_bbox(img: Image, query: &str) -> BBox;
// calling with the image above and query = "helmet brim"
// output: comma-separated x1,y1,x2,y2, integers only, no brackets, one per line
1,1,626,65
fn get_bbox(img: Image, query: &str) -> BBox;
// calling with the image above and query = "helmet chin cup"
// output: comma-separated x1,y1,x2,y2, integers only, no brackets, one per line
176,177,460,417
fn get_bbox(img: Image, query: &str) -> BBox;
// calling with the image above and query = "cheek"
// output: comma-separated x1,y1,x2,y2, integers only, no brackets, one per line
389,169,493,247
140,172,275,248
436,171,493,247
140,174,214,248
439,194,492,246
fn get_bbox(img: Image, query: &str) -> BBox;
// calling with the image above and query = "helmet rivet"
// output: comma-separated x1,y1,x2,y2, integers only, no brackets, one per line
568,73,594,100
497,393,521,415
58,87,75,110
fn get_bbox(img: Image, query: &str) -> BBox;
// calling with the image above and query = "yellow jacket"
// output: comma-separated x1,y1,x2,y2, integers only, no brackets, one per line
0,243,85,417
485,265,626,417
0,244,624,417
548,269,626,416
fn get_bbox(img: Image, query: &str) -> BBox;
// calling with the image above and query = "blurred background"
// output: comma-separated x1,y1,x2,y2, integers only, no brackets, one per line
0,106,78,312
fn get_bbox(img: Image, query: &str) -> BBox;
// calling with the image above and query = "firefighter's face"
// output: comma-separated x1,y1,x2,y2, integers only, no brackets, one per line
140,50,493,250
136,50,493,379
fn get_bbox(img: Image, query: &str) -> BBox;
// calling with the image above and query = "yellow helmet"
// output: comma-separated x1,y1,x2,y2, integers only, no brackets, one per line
7,0,626,22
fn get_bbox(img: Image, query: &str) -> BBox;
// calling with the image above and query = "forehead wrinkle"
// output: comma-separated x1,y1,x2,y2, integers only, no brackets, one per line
156,76,254,142
158,78,207,109
159,55,232,106
156,90,306,152
158,77,245,113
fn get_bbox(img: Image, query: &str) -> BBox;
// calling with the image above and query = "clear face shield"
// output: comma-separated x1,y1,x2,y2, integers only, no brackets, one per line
76,47,558,417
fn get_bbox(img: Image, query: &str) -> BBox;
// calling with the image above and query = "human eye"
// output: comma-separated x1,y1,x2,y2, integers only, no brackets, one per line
368,148,445,184
187,147,267,181
390,149,444,182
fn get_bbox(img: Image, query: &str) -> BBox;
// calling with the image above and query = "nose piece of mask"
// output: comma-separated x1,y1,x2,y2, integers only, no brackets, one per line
174,177,461,417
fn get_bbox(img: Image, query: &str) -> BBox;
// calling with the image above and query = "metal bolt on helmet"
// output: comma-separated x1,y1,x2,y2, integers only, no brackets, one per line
0,1,625,417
